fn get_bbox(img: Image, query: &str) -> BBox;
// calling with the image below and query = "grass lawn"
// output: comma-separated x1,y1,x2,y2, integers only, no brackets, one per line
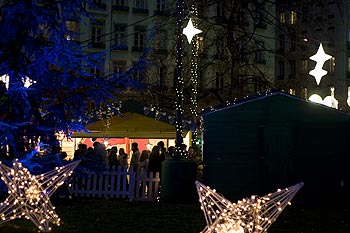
0,196,349,233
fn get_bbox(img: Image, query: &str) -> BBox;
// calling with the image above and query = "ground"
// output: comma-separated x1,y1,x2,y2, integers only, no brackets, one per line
0,197,348,233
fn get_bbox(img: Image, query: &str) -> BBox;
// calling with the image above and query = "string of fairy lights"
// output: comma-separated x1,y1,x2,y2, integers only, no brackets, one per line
189,4,200,145
0,160,80,232
196,181,304,233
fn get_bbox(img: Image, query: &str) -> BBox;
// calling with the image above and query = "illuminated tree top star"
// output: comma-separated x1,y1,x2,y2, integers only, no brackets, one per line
0,160,80,232
309,43,332,85
183,18,202,44
195,181,304,233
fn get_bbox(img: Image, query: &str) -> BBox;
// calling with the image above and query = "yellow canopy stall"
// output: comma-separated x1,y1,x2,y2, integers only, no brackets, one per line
72,112,178,139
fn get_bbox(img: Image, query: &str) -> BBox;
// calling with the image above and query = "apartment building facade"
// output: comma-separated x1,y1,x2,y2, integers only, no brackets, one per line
275,0,350,111
70,0,277,113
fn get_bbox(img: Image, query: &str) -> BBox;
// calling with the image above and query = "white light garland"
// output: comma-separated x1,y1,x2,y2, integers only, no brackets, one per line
0,160,80,232
196,181,304,233
309,43,332,85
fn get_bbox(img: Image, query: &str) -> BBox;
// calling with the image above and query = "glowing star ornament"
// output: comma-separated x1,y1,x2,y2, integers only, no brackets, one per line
309,43,332,85
195,181,304,233
0,160,80,232
183,18,202,44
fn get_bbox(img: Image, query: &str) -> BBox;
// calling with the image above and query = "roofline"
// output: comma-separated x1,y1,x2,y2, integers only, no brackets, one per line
201,90,349,117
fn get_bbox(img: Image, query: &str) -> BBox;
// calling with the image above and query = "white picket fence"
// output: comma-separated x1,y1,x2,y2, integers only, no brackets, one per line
69,166,160,202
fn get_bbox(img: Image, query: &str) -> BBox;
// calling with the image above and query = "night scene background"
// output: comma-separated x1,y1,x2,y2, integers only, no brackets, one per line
0,0,349,232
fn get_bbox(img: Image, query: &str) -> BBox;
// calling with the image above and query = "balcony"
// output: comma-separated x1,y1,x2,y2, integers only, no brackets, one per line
112,5,129,12
89,42,106,49
132,8,149,14
112,44,128,51
154,9,169,16
91,2,107,10
132,46,144,52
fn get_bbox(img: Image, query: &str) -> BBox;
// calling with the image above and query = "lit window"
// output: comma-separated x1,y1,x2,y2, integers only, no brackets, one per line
290,11,297,24
301,87,308,99
65,20,79,41
279,12,286,24
289,88,296,95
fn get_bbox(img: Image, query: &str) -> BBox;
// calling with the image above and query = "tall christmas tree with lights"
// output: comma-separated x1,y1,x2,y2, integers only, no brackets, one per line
0,0,148,164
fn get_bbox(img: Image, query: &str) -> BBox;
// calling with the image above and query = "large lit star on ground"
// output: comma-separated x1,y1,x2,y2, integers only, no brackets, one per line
309,43,332,85
195,181,304,233
183,18,202,44
0,160,80,232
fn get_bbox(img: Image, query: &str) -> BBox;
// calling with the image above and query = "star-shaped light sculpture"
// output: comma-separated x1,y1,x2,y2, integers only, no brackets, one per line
183,18,202,44
0,160,80,232
309,43,332,85
196,181,304,233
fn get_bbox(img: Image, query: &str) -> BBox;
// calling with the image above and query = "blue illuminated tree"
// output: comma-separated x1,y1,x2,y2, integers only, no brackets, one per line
0,0,148,162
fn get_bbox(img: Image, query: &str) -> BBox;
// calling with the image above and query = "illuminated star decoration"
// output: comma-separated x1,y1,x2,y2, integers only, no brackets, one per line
195,181,304,233
0,160,80,232
183,18,202,44
309,43,332,85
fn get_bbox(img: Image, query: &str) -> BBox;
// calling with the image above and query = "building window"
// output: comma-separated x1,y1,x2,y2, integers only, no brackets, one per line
279,34,285,51
215,72,224,90
113,61,126,77
301,59,308,74
255,3,265,27
329,57,335,74
65,20,79,41
216,2,226,23
289,88,296,95
133,26,146,52
155,30,167,53
289,60,296,79
90,63,104,78
255,41,265,64
156,0,165,12
133,0,148,13
290,10,297,24
91,22,105,48
113,24,127,50
278,60,284,80
290,35,296,51
301,6,308,22
115,0,126,5
279,12,286,24
113,0,129,11
347,57,350,77
93,0,107,9
159,66,166,91
301,87,308,99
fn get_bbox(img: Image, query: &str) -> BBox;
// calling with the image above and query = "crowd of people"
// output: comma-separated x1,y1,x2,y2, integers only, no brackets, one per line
72,140,203,180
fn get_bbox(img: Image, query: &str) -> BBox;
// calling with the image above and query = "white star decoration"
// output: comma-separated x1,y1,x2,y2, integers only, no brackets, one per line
0,160,80,232
195,181,304,233
183,18,202,44
309,43,332,85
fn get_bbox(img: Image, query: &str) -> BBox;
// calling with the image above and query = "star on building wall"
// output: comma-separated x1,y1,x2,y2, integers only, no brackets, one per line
0,160,80,232
183,18,202,44
195,181,304,233
309,43,332,85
